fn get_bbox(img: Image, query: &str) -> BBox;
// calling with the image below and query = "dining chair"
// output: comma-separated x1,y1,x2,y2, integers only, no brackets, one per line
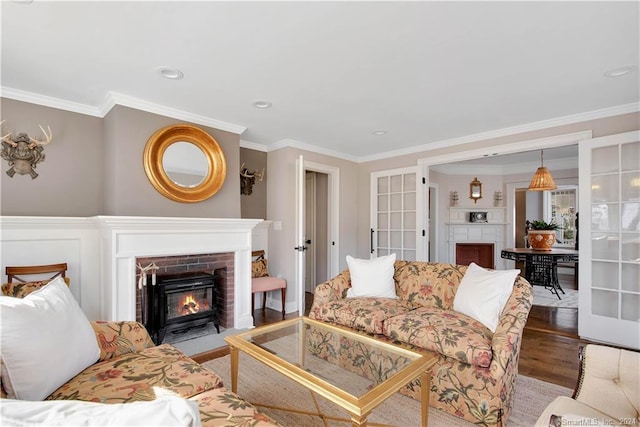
251,250,286,319
3,263,69,298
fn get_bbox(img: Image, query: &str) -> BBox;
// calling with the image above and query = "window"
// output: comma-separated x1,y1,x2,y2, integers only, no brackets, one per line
545,186,578,247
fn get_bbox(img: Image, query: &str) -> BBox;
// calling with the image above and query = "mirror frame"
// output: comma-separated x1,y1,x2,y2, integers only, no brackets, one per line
469,177,482,203
143,124,226,203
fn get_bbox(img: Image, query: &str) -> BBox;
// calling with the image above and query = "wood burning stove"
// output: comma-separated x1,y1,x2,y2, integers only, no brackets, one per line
145,271,220,345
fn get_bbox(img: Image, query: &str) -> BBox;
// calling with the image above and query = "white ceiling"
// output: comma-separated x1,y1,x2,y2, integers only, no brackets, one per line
1,1,638,163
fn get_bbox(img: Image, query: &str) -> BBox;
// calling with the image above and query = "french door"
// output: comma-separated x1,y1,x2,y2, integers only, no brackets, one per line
578,130,640,349
370,166,426,261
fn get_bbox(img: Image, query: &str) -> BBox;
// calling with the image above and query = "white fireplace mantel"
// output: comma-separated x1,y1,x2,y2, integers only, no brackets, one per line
446,208,508,269
0,216,262,330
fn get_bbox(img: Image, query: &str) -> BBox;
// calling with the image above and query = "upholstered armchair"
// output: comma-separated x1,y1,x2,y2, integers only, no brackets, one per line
536,344,639,426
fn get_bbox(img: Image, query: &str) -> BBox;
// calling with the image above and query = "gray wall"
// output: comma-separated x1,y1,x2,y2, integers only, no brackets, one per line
103,106,241,218
1,98,104,216
1,99,242,217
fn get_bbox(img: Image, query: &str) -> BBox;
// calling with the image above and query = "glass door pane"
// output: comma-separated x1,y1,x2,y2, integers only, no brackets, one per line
580,133,640,349
372,167,418,261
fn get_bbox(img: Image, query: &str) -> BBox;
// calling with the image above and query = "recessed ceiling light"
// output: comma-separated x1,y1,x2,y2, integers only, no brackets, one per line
372,130,387,135
156,66,184,80
252,100,272,109
604,65,635,78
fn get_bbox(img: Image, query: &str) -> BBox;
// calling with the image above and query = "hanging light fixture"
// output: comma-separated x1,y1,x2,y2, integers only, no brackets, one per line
528,150,557,191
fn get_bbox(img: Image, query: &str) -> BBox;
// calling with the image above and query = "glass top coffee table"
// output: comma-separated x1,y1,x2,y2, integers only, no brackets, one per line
225,316,436,426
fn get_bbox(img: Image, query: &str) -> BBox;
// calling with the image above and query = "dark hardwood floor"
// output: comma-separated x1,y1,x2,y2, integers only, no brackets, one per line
519,274,589,389
194,274,587,390
519,307,588,389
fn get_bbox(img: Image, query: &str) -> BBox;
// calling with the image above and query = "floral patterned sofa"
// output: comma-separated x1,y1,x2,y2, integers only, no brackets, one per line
1,319,279,426
309,261,533,426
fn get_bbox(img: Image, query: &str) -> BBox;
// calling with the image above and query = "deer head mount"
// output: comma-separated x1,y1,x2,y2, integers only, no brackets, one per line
1,121,53,179
240,163,264,195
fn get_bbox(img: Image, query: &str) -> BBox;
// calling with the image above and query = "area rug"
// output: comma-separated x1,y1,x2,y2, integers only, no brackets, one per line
533,286,578,309
203,352,572,426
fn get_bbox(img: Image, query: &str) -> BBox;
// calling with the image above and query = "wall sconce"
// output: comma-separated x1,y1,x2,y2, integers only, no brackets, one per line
494,191,503,207
469,177,482,203
450,190,459,207
1,122,53,179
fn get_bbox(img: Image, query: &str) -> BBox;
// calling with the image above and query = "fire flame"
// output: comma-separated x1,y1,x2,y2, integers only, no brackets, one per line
181,294,200,315
171,291,210,318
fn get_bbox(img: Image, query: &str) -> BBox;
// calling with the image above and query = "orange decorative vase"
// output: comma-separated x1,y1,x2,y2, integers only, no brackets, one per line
528,230,556,251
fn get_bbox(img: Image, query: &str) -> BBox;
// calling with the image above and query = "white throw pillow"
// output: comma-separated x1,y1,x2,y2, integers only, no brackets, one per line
453,263,520,333
0,395,201,427
0,277,100,400
346,253,397,299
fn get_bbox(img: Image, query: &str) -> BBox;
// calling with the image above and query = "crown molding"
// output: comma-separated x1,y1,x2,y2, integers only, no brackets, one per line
358,102,639,163
1,87,247,135
100,92,247,135
1,87,103,117
2,85,637,161
239,139,268,152
267,138,360,163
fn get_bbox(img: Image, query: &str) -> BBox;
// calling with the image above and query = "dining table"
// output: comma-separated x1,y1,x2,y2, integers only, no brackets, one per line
500,247,579,299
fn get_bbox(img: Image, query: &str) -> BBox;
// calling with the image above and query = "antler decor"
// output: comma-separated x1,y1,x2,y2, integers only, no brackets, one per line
1,121,53,179
240,162,265,195
28,125,53,148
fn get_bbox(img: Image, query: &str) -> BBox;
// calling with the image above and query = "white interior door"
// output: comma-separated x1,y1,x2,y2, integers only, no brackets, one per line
305,172,316,293
370,166,423,261
295,155,306,316
578,130,640,350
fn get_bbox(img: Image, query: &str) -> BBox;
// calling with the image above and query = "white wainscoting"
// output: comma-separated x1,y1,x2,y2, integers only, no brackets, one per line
1,216,262,329
0,217,100,318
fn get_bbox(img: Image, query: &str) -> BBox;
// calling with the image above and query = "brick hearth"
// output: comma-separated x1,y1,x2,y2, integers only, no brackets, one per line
135,252,234,329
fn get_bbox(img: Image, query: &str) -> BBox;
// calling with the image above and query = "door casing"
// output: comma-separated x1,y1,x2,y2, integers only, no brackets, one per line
295,158,340,316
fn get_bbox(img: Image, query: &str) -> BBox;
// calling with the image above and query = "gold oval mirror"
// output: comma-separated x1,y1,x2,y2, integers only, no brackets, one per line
143,124,226,203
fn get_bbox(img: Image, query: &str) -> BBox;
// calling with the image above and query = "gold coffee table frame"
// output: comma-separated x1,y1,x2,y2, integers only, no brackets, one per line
225,317,436,427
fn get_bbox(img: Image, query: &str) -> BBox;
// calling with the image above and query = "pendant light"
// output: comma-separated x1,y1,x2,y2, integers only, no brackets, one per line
528,150,557,191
